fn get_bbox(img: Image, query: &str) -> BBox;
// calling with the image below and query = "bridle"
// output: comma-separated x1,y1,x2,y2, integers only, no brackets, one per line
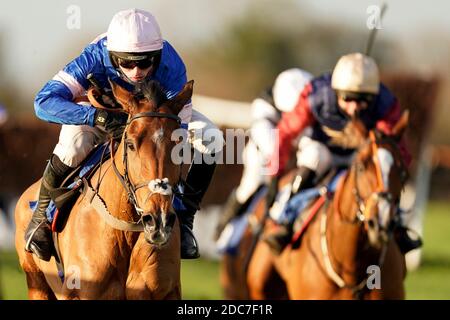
320,130,407,296
110,110,182,218
335,131,406,228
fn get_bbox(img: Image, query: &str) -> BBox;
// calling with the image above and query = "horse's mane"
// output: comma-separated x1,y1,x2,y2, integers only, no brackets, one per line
134,80,168,109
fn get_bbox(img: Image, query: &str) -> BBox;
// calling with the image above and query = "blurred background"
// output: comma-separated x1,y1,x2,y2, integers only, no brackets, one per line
0,0,449,299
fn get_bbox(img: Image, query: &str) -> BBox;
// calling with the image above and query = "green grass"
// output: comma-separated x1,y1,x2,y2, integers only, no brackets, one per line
1,201,449,300
404,201,450,299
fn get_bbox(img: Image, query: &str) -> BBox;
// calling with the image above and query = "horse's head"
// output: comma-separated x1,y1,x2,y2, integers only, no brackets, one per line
110,79,193,246
340,112,409,249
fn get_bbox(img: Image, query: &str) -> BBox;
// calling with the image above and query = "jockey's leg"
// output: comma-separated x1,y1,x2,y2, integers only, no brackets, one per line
177,109,224,259
263,137,331,255
394,220,423,254
24,124,106,261
215,140,264,240
24,154,70,261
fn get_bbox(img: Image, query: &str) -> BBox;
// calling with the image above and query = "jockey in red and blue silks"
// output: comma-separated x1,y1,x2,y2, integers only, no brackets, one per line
26,8,223,262
263,53,419,255
214,68,313,240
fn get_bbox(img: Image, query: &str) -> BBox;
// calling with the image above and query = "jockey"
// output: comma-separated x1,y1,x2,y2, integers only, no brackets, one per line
215,68,313,240
25,8,223,261
263,52,421,255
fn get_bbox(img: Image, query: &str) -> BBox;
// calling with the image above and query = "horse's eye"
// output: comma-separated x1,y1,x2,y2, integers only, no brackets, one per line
126,140,136,151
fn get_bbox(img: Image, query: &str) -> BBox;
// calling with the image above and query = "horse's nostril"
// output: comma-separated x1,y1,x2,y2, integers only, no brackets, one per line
143,214,155,226
166,212,176,228
368,219,376,229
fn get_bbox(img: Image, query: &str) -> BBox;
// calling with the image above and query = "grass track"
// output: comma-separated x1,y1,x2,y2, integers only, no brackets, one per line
1,201,449,300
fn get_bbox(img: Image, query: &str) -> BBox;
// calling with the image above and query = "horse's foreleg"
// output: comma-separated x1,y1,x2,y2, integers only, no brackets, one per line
23,263,56,300
379,240,406,299
247,242,287,299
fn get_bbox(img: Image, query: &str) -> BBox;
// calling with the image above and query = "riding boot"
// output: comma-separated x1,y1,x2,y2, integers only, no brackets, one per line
394,226,423,254
214,189,244,241
263,166,316,255
24,155,70,261
176,159,217,259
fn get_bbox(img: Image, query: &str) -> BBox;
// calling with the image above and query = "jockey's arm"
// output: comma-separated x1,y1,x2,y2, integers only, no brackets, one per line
249,97,280,159
268,85,315,176
376,99,412,167
34,43,99,126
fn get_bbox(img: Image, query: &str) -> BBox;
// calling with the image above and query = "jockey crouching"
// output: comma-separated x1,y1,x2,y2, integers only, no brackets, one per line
263,53,422,255
25,8,223,261
215,68,313,240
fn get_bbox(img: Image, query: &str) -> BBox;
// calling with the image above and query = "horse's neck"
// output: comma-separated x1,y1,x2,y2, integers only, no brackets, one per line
91,143,138,245
327,170,372,279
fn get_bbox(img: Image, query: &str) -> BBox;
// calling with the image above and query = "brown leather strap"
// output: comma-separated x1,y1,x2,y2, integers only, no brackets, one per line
84,179,144,232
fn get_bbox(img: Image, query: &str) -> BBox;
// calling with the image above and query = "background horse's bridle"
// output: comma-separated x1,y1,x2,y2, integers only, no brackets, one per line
338,131,407,228
320,130,408,296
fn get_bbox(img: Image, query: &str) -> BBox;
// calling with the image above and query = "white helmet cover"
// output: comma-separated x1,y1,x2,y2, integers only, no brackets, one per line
107,8,163,53
331,52,380,94
272,68,313,112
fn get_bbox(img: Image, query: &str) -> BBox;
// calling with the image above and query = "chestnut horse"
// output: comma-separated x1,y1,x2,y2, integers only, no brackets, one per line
15,80,193,299
221,114,409,300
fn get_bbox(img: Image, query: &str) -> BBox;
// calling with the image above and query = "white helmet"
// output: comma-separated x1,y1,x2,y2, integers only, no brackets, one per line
331,53,380,94
273,68,313,112
107,8,163,53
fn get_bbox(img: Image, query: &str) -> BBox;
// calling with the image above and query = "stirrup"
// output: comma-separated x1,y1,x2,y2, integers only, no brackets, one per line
25,220,53,262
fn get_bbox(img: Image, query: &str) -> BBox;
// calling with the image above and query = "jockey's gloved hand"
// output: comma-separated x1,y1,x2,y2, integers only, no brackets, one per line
94,109,129,140
266,176,279,209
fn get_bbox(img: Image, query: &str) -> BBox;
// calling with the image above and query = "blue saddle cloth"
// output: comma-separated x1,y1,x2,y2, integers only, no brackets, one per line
276,170,345,225
216,186,268,255
29,143,111,222
216,170,346,256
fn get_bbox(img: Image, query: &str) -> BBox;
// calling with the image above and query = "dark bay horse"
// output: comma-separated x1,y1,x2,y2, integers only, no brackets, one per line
221,113,409,300
15,80,193,299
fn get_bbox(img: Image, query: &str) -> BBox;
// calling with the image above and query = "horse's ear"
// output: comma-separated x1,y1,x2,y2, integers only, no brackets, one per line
391,110,409,141
167,80,194,115
109,80,134,113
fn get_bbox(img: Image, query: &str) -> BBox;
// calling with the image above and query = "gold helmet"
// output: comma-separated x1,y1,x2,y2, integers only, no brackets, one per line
331,53,380,94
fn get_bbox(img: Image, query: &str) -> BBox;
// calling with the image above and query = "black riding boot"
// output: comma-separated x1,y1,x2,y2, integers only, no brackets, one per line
177,159,217,259
24,155,70,261
263,166,316,255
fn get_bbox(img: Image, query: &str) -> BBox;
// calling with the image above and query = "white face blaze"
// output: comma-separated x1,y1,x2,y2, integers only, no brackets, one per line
152,127,164,146
375,147,394,228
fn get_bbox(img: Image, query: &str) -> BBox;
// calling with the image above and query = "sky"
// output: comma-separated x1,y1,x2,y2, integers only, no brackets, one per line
0,0,449,98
